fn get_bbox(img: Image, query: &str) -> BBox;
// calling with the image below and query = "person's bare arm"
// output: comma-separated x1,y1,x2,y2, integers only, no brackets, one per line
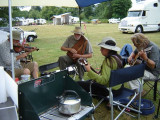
139,50,155,69
61,46,77,54
128,52,136,64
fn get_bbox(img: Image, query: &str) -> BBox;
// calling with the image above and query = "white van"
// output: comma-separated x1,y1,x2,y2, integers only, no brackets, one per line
119,0,160,33
108,18,120,24
0,27,37,42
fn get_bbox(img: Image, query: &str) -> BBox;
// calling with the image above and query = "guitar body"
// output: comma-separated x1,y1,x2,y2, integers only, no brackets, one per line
131,46,153,66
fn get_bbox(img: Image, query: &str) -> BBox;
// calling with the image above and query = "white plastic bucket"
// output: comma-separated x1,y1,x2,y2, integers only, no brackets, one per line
21,75,30,81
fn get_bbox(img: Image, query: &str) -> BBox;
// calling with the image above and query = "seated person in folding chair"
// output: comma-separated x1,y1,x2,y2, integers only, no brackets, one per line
58,27,93,81
128,33,160,93
78,37,123,104
0,30,39,79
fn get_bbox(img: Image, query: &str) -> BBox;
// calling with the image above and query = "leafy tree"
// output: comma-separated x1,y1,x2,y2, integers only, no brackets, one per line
65,8,79,17
56,8,64,15
0,7,9,26
111,0,131,19
29,10,41,19
94,0,131,19
31,6,41,12
83,6,94,19
18,11,29,18
95,2,110,19
41,6,60,20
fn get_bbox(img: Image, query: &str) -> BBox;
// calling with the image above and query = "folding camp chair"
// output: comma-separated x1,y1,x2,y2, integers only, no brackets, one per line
143,76,160,101
109,63,145,120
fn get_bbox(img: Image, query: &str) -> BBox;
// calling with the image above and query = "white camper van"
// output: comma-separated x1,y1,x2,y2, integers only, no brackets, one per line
119,0,160,33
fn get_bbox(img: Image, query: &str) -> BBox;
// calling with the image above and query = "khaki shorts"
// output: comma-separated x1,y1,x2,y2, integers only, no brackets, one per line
7,62,35,79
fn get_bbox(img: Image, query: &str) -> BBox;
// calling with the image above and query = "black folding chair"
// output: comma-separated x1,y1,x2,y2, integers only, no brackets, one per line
143,76,160,119
39,61,59,75
39,62,78,80
143,76,160,101
109,63,145,120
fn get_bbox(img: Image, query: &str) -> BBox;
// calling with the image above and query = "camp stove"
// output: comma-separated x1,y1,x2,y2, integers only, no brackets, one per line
18,70,93,120
39,105,93,120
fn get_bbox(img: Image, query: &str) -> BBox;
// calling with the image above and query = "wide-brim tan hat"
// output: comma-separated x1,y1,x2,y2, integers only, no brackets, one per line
71,27,84,35
98,37,121,51
12,30,21,40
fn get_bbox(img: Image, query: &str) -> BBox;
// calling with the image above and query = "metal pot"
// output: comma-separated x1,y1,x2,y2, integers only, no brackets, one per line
58,90,81,115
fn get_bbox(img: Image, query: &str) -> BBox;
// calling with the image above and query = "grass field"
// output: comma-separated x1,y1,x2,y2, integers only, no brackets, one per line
21,24,160,120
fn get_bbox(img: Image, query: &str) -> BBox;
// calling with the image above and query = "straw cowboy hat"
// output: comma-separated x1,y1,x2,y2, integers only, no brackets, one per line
98,37,121,51
71,27,84,35
12,30,21,40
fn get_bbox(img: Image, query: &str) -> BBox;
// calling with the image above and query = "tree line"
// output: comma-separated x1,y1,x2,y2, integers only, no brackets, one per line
0,0,131,26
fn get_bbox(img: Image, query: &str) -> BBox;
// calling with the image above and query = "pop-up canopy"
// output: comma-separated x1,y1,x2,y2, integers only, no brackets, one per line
0,0,109,79
0,0,108,8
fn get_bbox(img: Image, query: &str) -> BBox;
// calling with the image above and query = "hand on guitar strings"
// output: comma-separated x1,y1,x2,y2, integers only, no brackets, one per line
138,50,148,61
69,48,77,54
72,53,81,60
128,50,148,66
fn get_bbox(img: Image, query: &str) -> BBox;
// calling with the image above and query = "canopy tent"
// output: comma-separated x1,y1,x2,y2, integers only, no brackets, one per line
0,0,108,8
0,0,109,79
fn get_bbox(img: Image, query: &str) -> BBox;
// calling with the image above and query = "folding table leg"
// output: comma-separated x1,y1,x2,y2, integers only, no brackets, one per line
154,99,160,119
154,81,158,101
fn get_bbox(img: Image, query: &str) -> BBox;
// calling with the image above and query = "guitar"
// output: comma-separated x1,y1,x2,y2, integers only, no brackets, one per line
67,36,88,62
77,58,99,74
130,46,153,66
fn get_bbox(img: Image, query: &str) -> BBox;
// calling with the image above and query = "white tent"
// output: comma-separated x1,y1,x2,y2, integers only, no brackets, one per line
0,0,108,8
0,0,78,7
0,0,108,79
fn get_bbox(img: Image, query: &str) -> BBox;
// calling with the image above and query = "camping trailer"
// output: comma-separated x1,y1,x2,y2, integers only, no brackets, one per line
35,19,46,25
26,18,35,25
119,0,160,33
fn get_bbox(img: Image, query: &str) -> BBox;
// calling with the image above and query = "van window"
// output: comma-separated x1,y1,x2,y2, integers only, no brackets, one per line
128,11,142,17
153,3,158,7
142,11,146,16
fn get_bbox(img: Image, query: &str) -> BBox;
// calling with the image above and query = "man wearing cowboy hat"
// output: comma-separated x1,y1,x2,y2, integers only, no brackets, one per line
58,27,93,80
0,30,39,79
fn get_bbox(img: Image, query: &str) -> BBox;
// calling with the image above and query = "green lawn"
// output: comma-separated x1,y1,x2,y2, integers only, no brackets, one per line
21,24,160,120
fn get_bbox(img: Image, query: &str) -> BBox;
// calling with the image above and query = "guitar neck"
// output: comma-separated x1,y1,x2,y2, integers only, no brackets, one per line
90,66,99,74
